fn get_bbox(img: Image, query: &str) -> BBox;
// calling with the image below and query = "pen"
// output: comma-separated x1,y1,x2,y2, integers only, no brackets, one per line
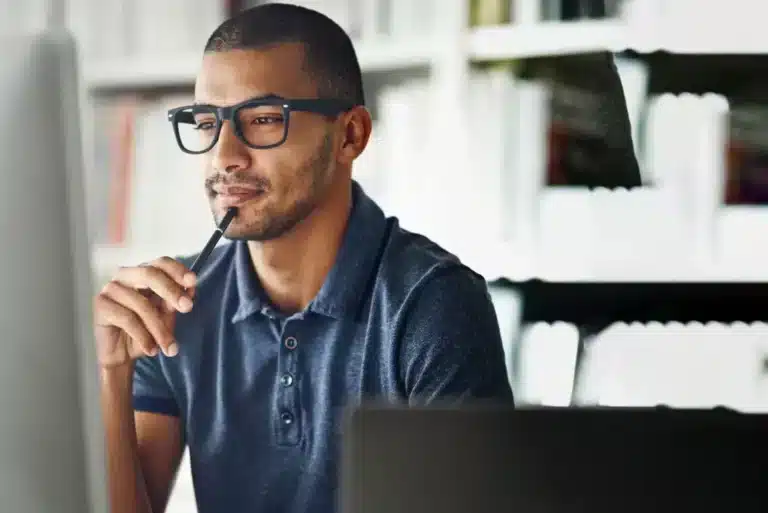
188,206,238,275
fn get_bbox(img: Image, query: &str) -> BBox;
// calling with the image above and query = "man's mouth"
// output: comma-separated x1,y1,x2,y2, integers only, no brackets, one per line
213,185,266,207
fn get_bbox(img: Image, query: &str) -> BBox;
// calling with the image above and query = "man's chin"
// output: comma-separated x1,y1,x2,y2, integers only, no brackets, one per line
222,219,293,243
223,226,272,242
214,197,318,243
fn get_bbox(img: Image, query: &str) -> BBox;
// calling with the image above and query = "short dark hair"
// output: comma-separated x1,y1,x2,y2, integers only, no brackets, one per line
204,3,365,106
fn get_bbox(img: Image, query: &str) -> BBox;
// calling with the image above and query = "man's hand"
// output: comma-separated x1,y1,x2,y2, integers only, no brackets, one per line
93,257,197,368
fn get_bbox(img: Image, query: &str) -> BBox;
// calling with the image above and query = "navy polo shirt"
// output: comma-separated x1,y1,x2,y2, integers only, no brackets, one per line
132,181,514,513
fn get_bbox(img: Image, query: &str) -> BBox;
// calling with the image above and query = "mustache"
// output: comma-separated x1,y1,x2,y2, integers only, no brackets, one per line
205,171,270,193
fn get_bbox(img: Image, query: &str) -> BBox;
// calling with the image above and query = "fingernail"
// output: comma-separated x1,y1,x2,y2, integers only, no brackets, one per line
149,346,159,357
165,342,179,357
183,273,197,287
178,296,193,312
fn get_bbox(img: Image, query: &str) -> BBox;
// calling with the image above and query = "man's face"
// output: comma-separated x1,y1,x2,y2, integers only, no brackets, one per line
194,43,339,241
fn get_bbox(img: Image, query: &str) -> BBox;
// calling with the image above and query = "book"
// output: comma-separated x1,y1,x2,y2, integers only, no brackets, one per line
724,101,768,205
523,53,642,188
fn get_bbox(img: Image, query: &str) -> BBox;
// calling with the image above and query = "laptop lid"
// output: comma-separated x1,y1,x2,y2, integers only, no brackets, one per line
340,405,766,513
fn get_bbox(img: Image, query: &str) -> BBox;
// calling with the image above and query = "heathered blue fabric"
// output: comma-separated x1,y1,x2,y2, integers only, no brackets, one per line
132,181,514,513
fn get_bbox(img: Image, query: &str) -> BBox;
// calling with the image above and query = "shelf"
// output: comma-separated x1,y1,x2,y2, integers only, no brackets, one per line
82,18,768,92
83,38,436,92
637,31,768,55
83,54,202,91
469,20,626,61
355,38,435,72
469,19,768,61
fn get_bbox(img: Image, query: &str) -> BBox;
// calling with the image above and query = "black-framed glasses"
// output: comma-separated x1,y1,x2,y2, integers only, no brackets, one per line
167,95,355,154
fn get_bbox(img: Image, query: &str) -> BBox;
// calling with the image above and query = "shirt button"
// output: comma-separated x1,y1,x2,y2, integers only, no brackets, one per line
280,411,294,425
284,336,297,350
280,373,294,387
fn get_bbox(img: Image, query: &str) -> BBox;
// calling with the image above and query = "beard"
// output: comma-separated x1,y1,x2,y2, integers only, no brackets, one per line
207,131,335,242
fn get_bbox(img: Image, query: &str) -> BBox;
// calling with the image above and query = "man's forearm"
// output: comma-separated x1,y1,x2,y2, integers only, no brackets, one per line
101,365,153,513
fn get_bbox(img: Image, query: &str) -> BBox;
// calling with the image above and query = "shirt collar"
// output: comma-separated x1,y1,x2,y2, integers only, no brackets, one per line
231,180,388,323
230,241,270,322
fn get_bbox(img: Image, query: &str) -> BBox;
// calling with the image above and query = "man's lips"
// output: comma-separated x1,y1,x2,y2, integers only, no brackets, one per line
214,185,262,195
213,186,265,207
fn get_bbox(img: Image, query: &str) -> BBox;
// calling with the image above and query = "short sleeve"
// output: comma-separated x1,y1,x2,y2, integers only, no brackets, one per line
132,355,180,417
398,265,515,405
130,252,195,417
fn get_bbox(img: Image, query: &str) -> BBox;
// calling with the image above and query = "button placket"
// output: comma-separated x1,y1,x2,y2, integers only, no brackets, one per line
275,327,300,446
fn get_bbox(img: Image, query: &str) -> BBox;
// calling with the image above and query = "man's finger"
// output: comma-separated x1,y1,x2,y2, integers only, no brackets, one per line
94,292,157,357
114,265,193,313
101,281,176,355
149,256,197,289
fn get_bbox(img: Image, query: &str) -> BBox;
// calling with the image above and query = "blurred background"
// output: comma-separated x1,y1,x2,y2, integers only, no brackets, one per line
5,0,768,510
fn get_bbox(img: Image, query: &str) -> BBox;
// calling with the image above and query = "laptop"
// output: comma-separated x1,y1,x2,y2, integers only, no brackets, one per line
340,405,766,513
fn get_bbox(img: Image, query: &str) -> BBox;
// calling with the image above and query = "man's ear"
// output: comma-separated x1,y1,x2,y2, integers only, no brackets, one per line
338,105,372,164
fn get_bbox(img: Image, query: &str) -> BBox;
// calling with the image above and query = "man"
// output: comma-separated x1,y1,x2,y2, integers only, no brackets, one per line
93,4,513,513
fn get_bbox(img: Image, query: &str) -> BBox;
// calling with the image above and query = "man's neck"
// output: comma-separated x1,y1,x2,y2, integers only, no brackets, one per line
247,181,352,314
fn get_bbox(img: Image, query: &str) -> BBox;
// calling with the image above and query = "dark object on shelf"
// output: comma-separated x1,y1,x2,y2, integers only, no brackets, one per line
640,54,768,96
515,2,643,189
523,52,643,189
724,99,768,206
532,0,642,189
561,0,606,20
496,279,768,325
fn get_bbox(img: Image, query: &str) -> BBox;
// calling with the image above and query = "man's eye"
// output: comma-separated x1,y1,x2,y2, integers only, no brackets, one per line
252,116,282,125
194,122,216,130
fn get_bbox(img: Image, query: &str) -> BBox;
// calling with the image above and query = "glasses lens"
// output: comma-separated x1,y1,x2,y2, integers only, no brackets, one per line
174,106,218,153
237,104,287,148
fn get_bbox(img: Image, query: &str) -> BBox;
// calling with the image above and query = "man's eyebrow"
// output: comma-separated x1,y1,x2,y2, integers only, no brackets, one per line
193,93,285,106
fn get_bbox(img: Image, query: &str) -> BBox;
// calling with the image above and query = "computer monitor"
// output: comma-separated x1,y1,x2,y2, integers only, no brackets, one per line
0,31,107,512
340,405,766,513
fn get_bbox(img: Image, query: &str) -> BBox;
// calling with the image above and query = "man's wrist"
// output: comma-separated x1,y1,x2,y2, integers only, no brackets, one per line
100,362,135,397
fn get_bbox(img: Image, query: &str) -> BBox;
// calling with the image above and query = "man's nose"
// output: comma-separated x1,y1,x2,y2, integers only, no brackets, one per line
211,120,250,173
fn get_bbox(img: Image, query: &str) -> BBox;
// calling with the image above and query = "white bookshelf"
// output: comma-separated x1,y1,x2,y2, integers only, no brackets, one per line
86,18,768,92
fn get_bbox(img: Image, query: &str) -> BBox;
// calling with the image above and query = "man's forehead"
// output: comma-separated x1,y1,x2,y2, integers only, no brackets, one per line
195,44,315,104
